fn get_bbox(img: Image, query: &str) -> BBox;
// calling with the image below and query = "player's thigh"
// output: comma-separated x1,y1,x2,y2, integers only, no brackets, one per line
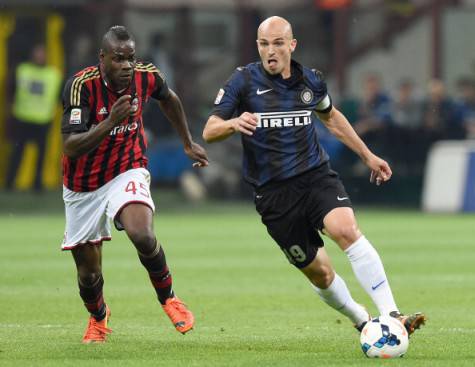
307,170,360,248
106,168,156,231
62,186,111,250
255,187,322,269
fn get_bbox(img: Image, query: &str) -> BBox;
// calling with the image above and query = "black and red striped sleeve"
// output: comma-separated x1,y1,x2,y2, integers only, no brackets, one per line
61,69,97,134
149,64,170,100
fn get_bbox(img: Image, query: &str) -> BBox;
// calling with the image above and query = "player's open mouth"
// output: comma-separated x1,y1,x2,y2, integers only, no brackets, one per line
268,59,277,66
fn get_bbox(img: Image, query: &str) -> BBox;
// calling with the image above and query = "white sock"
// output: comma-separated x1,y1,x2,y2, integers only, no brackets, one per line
345,235,398,315
313,273,369,326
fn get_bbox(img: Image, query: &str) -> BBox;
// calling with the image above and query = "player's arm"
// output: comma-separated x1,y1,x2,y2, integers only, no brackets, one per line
203,113,257,143
318,107,392,185
203,67,254,143
157,89,209,167
63,95,132,158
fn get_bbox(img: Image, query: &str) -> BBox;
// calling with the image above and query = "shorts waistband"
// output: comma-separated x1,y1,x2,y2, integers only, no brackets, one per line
256,163,328,194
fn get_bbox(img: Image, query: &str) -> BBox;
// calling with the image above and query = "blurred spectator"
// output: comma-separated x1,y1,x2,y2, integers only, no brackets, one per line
390,79,425,173
353,73,392,138
392,79,424,130
421,79,462,140
340,73,392,175
143,32,175,140
454,77,475,139
6,44,62,191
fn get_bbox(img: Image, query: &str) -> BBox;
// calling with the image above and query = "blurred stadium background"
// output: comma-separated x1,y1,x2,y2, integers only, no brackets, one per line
1,1,475,365
0,0,474,209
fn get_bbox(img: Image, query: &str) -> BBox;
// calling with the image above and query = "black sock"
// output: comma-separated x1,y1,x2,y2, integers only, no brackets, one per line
79,275,107,321
138,243,174,305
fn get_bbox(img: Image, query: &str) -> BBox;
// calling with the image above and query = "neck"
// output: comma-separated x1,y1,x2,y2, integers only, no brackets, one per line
281,62,292,79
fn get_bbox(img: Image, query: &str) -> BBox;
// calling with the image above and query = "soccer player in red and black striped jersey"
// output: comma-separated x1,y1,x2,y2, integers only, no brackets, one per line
61,25,208,343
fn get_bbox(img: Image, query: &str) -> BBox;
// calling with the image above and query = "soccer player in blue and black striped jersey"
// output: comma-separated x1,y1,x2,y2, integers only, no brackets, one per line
203,16,426,335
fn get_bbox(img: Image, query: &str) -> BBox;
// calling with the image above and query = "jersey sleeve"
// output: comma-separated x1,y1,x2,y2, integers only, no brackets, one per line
312,70,333,114
210,67,247,120
61,76,92,134
149,66,171,100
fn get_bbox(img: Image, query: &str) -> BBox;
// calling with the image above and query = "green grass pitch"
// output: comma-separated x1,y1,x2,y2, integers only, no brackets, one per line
1,203,474,366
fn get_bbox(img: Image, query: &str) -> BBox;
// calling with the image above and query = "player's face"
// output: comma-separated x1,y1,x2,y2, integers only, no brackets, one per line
257,33,296,78
100,39,136,91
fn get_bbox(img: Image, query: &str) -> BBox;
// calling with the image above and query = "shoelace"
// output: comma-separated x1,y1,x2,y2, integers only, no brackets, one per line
166,300,188,321
84,318,112,339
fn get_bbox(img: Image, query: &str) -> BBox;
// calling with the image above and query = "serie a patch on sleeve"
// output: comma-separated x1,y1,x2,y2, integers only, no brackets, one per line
69,108,81,124
214,88,225,105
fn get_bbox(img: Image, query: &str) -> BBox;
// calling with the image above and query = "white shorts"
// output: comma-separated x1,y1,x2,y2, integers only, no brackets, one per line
62,168,155,250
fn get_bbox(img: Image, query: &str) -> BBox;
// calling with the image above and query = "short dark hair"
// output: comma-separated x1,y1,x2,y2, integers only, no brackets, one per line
101,25,134,51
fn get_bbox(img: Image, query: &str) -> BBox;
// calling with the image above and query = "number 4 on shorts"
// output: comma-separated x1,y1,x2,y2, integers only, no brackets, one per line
125,181,150,198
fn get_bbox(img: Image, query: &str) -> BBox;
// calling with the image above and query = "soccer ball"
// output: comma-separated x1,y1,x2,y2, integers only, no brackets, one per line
360,315,409,358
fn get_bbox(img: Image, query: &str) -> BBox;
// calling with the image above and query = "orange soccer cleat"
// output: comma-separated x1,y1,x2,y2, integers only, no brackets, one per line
162,297,194,334
82,305,112,344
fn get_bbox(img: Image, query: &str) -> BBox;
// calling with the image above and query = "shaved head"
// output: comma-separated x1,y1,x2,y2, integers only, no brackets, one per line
256,16,296,78
257,16,293,40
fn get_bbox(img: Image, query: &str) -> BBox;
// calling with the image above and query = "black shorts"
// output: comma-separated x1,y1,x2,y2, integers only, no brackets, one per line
254,163,352,269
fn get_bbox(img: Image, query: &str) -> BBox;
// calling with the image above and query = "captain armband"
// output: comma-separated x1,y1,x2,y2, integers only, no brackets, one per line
315,95,332,114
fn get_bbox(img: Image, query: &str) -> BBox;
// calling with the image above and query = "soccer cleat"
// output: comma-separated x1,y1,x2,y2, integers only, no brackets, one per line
162,297,194,334
82,305,112,344
355,304,371,333
389,311,426,336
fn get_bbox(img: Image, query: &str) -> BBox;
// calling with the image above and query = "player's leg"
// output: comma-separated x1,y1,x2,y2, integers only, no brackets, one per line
71,244,111,343
300,247,370,329
72,244,108,321
109,168,193,334
118,203,174,304
62,183,113,343
323,207,398,315
254,180,368,329
323,207,426,334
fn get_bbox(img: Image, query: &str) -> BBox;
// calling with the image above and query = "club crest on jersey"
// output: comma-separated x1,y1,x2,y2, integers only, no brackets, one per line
256,110,312,128
69,108,81,124
130,96,140,115
214,88,225,105
300,88,314,104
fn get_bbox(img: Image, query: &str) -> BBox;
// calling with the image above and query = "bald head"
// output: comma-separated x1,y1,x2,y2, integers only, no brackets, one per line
257,16,293,40
256,16,296,78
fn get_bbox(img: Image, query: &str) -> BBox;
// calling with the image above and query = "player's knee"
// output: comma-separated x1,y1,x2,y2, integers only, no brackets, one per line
127,228,156,253
78,270,102,286
330,224,360,247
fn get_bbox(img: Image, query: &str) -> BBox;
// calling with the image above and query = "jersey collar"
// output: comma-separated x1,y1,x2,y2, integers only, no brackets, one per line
259,59,303,87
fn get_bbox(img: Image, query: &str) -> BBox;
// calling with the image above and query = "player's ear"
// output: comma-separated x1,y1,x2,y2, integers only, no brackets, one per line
99,49,105,62
290,39,297,53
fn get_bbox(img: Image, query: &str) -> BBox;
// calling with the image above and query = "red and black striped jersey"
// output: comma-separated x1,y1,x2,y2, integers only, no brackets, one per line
61,62,169,192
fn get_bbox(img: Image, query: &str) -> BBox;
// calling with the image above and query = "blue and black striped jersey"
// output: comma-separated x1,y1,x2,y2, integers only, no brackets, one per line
211,60,332,187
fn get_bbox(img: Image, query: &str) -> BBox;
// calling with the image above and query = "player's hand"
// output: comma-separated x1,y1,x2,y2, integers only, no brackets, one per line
109,95,132,126
232,112,258,136
366,154,392,186
184,141,209,168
